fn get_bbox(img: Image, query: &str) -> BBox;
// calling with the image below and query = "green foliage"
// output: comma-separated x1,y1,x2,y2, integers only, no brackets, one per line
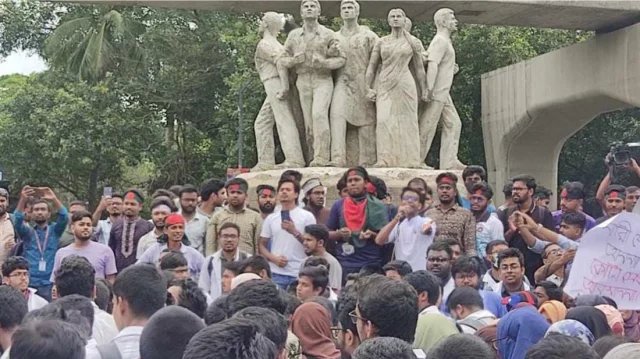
0,2,635,212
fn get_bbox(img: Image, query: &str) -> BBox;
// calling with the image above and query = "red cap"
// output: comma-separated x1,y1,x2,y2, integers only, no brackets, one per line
164,213,185,227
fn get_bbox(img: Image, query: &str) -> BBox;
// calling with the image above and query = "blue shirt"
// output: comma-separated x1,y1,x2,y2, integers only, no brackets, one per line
14,207,68,287
326,199,382,270
551,210,596,233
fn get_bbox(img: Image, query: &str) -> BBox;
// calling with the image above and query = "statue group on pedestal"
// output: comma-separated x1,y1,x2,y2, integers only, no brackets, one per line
252,0,466,171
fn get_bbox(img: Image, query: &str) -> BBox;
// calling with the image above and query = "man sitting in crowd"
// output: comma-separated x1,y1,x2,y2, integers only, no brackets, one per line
460,166,495,214
426,242,455,301
493,247,530,297
595,185,626,224
383,260,413,280
448,256,506,318
481,239,509,292
469,182,504,258
447,286,496,334
302,224,342,290
552,181,596,232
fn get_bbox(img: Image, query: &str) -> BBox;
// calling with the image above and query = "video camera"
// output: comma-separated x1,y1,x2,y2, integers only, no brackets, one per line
608,142,640,167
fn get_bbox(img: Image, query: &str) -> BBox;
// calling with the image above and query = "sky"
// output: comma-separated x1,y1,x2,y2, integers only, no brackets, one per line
0,50,47,76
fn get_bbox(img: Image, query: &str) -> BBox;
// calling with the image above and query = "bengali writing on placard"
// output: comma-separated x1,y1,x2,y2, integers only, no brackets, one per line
565,213,640,309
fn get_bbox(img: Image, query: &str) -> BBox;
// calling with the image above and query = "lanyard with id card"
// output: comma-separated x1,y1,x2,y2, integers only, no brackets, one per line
35,227,50,272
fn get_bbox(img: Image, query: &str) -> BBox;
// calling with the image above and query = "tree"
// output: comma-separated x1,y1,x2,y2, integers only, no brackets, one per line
0,70,162,206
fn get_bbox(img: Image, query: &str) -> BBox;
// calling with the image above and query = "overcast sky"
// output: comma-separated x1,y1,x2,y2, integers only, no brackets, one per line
0,50,47,76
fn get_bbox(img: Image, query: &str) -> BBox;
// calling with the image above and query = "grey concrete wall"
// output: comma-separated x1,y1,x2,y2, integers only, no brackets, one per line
481,22,640,209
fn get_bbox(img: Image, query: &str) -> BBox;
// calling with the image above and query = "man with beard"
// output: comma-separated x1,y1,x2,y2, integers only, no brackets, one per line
92,193,124,246
426,241,455,302
460,166,495,214
199,222,250,300
138,213,205,280
595,185,626,224
469,182,504,258
206,178,263,256
13,186,68,301
256,185,276,220
0,188,16,266
51,210,117,282
137,197,177,259
198,179,226,219
109,189,155,272
551,181,596,232
179,185,209,255
327,167,388,282
498,174,554,285
426,173,476,256
2,256,48,311
302,178,329,225
58,200,89,248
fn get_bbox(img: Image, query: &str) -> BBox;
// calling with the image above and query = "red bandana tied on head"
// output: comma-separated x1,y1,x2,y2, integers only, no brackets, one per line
349,170,357,177
164,213,185,227
561,189,568,199
262,189,272,196
124,191,143,204
608,191,620,199
439,177,455,185
474,189,484,196
229,184,240,191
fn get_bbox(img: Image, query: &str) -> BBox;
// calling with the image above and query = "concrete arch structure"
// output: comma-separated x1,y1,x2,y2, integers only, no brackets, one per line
482,22,640,206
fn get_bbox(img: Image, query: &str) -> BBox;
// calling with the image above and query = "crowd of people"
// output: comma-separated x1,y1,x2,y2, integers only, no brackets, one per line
0,161,638,359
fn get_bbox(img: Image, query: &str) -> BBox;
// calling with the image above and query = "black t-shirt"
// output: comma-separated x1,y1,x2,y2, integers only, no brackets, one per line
497,203,554,285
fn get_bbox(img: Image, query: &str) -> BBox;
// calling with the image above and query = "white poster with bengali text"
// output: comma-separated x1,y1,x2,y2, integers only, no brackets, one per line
564,212,640,310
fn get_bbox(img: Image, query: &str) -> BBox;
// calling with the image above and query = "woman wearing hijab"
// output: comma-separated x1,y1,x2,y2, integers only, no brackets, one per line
291,302,340,359
497,306,550,359
596,305,625,336
603,343,640,359
475,325,498,358
566,306,612,340
538,300,567,324
546,319,596,346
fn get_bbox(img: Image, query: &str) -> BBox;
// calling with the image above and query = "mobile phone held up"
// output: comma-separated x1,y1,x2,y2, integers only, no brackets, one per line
103,187,113,198
281,210,291,222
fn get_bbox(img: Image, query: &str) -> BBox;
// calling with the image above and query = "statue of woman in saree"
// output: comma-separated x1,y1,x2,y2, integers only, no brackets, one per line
365,8,428,168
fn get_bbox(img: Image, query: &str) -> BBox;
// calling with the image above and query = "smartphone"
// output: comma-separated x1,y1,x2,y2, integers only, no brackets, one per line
32,187,45,198
281,210,291,222
103,187,113,198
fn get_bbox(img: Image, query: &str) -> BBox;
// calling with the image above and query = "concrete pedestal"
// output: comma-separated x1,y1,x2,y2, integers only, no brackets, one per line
237,167,464,206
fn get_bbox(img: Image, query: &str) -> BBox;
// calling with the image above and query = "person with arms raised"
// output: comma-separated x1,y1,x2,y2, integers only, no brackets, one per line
13,186,68,301
92,193,124,246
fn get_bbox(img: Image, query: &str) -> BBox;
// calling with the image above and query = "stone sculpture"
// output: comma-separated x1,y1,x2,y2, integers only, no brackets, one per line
365,8,427,168
419,8,466,170
252,12,306,171
281,0,346,167
330,0,379,167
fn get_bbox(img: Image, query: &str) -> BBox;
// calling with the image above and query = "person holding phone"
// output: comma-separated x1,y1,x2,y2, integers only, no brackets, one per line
12,186,68,301
259,178,316,290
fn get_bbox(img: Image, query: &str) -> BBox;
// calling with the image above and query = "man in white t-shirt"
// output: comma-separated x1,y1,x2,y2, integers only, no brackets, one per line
469,182,505,258
375,187,436,272
259,178,316,290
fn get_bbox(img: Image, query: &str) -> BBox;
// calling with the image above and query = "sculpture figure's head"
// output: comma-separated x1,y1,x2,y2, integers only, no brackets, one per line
404,16,413,32
434,8,458,32
260,12,285,35
300,0,321,20
340,0,360,20
387,8,406,29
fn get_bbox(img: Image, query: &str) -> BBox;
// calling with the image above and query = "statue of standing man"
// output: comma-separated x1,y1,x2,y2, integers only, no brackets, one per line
330,0,379,167
253,12,305,171
419,8,466,170
281,0,346,167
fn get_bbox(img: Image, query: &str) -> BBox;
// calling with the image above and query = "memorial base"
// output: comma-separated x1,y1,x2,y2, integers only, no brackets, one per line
237,167,465,206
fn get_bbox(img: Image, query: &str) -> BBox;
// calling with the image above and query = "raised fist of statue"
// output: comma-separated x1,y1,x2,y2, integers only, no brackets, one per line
366,89,377,102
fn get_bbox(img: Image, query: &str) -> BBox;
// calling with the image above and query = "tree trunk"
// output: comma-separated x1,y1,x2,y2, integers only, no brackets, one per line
88,164,99,210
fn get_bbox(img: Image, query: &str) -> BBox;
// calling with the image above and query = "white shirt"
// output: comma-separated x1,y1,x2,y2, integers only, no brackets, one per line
182,211,209,255
442,277,455,304
85,338,100,359
112,325,143,359
0,347,9,359
26,288,48,311
475,214,505,258
420,305,443,316
261,208,316,277
92,302,118,345
94,218,114,246
198,249,251,300
482,270,500,293
137,242,205,280
387,216,436,272
322,252,342,290
493,281,531,296
136,230,162,260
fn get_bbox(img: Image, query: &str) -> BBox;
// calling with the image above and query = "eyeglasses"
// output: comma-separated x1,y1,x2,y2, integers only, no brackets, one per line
512,187,527,192
543,248,562,259
348,309,367,324
330,326,345,339
401,195,419,203
220,234,239,240
9,271,29,278
454,273,477,281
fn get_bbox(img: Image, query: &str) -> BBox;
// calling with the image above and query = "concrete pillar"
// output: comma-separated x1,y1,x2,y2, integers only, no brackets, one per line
482,22,640,209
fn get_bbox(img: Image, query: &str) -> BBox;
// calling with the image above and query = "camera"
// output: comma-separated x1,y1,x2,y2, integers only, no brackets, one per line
608,142,640,167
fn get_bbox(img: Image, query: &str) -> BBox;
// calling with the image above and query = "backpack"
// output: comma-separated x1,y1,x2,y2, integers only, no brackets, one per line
97,342,122,359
